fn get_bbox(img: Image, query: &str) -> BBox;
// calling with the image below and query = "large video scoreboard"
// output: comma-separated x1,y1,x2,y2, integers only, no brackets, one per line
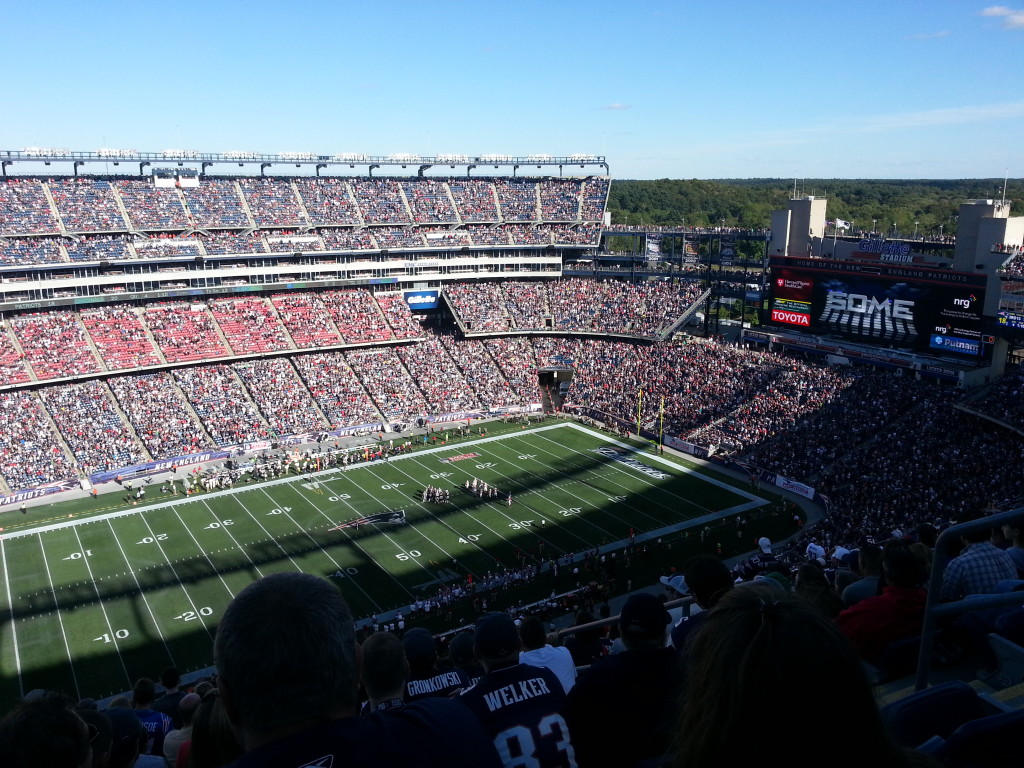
766,256,988,357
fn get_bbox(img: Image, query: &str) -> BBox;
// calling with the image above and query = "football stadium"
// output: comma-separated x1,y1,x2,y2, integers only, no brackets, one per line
1,148,1023,766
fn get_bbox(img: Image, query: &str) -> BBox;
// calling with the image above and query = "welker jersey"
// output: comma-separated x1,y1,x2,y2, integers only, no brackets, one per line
459,663,576,768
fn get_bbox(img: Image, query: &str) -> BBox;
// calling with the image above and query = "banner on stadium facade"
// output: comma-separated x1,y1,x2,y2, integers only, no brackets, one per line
663,435,711,458
0,479,80,506
404,290,439,310
89,450,233,485
775,475,815,499
646,234,662,260
427,411,485,424
489,404,543,415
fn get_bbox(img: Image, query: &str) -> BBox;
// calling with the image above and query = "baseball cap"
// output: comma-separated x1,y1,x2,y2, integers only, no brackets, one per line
474,612,521,659
619,593,671,636
659,573,690,595
402,627,437,663
448,631,476,666
757,537,772,554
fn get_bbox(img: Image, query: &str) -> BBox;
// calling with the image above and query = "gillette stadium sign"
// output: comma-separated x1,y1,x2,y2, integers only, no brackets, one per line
404,290,439,310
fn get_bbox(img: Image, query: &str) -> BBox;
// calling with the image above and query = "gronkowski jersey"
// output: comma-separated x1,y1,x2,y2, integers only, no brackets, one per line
460,663,576,768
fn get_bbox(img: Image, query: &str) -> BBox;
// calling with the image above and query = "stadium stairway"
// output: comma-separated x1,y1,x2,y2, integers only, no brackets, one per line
40,181,66,235
136,305,171,366
3,323,37,383
102,379,153,462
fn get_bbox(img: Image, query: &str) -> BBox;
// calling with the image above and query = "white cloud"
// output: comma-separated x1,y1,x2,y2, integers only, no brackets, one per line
599,103,631,111
981,6,1024,29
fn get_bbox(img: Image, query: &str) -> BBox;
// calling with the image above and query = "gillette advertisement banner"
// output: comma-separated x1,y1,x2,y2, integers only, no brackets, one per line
767,257,987,358
404,290,439,310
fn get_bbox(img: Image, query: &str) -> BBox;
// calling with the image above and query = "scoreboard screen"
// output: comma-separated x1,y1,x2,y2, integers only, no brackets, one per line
767,257,987,357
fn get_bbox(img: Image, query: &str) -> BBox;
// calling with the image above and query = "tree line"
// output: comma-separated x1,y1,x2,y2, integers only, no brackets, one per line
607,178,1020,237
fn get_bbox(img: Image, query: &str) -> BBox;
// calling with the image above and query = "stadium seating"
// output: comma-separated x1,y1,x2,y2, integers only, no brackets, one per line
232,357,327,437
9,310,102,381
143,302,231,363
81,304,164,370
208,296,293,356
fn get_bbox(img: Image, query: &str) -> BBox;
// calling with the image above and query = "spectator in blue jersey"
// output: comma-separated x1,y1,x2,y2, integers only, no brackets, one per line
403,627,469,701
460,612,576,768
565,592,680,768
213,572,499,768
670,555,734,652
131,678,172,759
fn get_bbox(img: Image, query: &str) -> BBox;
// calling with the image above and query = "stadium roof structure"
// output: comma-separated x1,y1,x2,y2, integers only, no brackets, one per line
1,149,610,177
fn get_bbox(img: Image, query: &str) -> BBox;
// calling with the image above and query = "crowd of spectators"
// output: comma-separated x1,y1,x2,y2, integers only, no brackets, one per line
346,347,430,422
370,226,426,249
9,310,102,380
462,224,510,245
172,365,273,447
504,223,550,245
48,178,127,232
181,179,250,229
270,291,345,349
114,180,190,230
64,234,135,262
349,179,411,225
40,380,148,475
579,177,610,221
236,178,305,228
962,362,1024,431
80,304,163,370
292,351,384,428
0,236,66,266
294,178,362,225
375,292,423,339
402,180,458,223
208,297,292,356
319,289,395,344
437,333,522,409
232,358,327,437
108,372,212,459
539,179,582,221
396,337,483,415
319,227,377,251
0,177,59,234
0,323,30,386
143,301,231,363
446,278,703,337
199,229,268,255
999,250,1024,278
0,390,78,491
494,178,539,221
448,180,500,222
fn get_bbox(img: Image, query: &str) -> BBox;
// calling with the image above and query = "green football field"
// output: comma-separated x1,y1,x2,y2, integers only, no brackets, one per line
0,421,766,703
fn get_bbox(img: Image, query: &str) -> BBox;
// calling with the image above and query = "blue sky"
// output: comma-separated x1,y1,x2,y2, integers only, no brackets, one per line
2,1,1022,179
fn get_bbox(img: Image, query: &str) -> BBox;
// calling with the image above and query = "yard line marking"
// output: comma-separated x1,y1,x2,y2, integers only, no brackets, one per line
276,487,419,606
365,460,507,571
253,487,384,611
2,537,25,699
174,506,236,599
134,514,214,642
200,499,265,581
402,453,581,552
69,526,132,693
104,518,177,665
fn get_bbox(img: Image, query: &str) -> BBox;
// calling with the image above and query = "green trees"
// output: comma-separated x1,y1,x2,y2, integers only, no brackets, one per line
607,178,1020,235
